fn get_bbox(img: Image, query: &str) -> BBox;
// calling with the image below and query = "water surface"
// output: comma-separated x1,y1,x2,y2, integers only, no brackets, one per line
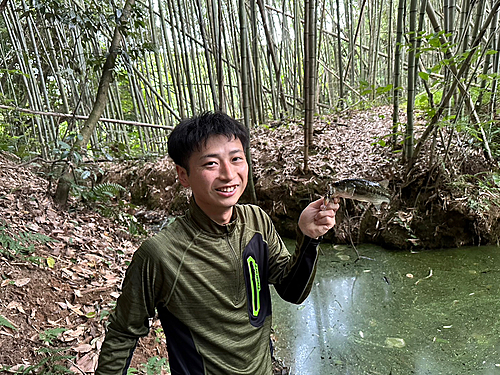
272,243,500,374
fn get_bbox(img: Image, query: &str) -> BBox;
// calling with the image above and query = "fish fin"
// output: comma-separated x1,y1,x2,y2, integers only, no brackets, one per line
379,179,390,189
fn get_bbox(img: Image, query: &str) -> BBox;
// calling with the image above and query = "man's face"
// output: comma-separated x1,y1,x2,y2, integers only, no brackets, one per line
176,135,248,224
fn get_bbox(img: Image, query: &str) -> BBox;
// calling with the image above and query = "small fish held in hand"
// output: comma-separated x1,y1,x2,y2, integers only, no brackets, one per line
324,178,391,209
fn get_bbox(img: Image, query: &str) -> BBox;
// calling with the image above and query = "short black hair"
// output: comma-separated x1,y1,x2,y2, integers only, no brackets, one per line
167,111,250,172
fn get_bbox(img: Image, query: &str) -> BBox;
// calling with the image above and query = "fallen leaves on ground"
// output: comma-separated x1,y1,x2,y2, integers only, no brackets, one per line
0,151,167,373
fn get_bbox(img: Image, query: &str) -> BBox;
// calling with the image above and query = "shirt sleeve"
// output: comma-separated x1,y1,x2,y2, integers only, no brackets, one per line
256,204,320,304
96,245,161,375
272,230,320,304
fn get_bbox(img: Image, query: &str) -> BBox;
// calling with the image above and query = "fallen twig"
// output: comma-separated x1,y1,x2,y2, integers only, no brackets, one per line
415,269,433,285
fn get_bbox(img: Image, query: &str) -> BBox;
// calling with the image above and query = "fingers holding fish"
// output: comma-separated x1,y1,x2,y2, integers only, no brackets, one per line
308,205,337,237
315,205,337,220
321,196,340,211
314,209,336,228
300,179,390,239
316,198,339,226
298,198,338,238
316,215,336,237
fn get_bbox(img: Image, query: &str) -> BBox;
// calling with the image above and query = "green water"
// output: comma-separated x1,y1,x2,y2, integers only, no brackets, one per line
271,242,500,375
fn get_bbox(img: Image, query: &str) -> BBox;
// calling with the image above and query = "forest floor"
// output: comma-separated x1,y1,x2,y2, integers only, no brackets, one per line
0,106,499,374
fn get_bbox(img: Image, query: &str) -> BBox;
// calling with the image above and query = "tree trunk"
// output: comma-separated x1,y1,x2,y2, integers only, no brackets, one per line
250,0,264,124
405,0,418,160
256,0,288,114
458,0,471,53
343,0,367,83
194,0,219,110
304,0,317,173
392,0,405,147
489,10,500,118
238,0,257,204
54,0,135,207
335,0,344,108
475,2,498,110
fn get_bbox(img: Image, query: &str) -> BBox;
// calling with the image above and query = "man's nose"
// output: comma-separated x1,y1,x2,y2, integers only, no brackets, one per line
219,161,235,180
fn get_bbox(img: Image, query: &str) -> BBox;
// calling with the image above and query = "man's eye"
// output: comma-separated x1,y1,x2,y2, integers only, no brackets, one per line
204,161,217,167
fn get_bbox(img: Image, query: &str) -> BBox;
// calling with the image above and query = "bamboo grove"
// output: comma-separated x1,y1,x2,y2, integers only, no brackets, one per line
0,0,499,170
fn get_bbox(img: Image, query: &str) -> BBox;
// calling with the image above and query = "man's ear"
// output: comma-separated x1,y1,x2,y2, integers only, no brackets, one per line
176,165,190,188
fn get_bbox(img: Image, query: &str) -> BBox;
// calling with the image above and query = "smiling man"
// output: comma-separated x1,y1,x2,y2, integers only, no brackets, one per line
176,134,248,225
96,112,339,375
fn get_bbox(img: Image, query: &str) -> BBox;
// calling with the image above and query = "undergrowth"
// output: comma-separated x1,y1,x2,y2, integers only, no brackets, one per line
11,347,75,374
127,356,170,375
0,223,56,264
80,183,145,235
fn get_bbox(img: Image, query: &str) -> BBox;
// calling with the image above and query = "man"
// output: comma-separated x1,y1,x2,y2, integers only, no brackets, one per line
96,112,339,375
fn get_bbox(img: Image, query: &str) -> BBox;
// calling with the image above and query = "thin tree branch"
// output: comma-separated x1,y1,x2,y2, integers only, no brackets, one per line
0,105,173,130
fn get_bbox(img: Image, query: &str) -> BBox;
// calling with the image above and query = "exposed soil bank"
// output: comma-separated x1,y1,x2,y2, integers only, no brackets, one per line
104,106,500,250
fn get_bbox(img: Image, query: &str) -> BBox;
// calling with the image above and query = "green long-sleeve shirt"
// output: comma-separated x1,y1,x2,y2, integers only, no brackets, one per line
96,200,320,374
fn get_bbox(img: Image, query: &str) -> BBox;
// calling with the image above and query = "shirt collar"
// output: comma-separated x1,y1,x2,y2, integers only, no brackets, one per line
186,198,238,236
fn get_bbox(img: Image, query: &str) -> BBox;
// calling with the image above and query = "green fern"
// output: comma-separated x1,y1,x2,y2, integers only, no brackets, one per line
93,182,126,199
0,225,56,263
17,347,74,374
82,182,125,203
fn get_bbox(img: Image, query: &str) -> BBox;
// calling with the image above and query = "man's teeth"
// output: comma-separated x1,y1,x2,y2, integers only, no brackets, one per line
218,186,236,192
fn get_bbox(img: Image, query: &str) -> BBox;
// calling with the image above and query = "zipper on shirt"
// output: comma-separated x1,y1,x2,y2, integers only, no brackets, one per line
225,232,242,305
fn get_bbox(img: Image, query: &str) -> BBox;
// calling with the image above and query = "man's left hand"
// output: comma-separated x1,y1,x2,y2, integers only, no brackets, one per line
298,197,340,239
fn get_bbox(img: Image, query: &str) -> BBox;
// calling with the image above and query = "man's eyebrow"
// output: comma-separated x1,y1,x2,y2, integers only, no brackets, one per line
199,148,244,160
229,148,245,155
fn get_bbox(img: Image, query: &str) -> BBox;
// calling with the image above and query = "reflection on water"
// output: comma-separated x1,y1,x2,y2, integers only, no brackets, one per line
272,242,500,374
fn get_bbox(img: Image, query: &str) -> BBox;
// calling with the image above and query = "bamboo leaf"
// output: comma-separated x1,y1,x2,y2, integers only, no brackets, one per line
376,84,393,94
418,72,429,81
58,140,71,150
0,315,17,330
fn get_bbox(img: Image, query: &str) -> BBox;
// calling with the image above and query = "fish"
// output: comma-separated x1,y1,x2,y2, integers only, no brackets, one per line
324,178,391,208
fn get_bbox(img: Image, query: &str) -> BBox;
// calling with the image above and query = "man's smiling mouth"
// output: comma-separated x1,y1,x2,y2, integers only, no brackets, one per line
216,186,237,193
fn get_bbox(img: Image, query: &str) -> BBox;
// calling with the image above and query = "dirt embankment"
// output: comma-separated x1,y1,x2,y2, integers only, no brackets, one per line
105,106,500,250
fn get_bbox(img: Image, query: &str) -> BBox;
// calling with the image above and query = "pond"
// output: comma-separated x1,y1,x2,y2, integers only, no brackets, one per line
271,242,500,374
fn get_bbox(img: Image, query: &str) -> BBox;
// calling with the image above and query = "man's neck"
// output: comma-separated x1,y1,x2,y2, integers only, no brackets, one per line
194,198,234,225
211,208,234,225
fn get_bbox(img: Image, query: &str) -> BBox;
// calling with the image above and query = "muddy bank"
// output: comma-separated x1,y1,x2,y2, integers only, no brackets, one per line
103,107,500,250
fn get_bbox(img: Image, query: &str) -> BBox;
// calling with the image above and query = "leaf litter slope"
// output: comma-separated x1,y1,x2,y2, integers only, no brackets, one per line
0,152,167,372
251,107,396,184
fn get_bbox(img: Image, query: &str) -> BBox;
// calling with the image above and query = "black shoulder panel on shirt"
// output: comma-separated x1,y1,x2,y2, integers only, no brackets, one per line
243,233,272,327
158,307,205,374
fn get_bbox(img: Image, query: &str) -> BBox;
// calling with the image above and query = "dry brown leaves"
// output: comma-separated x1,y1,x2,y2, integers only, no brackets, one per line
0,152,165,373
251,106,399,188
